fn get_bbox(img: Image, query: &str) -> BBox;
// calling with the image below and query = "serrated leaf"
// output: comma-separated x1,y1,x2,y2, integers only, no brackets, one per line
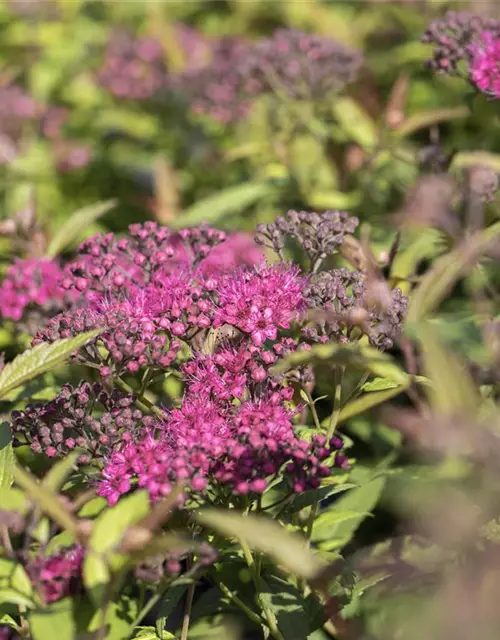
0,422,14,490
30,598,75,640
172,181,274,228
196,510,323,579
0,330,102,400
46,200,116,257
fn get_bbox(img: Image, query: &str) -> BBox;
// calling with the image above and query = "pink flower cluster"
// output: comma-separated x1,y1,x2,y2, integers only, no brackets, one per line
26,545,83,603
0,258,68,321
469,31,500,97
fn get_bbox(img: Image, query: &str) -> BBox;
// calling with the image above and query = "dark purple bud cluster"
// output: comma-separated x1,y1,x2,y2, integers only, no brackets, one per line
302,269,407,350
421,11,500,74
26,545,84,604
244,28,362,102
10,382,144,463
255,209,359,268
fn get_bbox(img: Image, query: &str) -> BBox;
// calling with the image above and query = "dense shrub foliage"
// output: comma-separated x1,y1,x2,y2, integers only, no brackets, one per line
0,3,500,640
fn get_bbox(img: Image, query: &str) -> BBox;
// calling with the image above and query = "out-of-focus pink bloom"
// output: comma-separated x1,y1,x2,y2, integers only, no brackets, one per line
469,30,500,97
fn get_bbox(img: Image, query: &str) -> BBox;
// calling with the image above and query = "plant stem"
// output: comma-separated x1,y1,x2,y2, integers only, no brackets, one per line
304,389,321,430
326,367,344,439
115,377,164,418
240,538,284,640
180,580,196,640
217,579,264,627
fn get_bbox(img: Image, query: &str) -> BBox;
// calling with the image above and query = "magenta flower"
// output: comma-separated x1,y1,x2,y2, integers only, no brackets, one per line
214,263,307,346
469,31,500,97
0,258,68,321
27,546,84,604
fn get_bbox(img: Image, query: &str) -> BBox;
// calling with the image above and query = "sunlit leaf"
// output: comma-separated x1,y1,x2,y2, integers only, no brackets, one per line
0,422,14,490
0,330,102,400
30,598,75,640
46,200,116,257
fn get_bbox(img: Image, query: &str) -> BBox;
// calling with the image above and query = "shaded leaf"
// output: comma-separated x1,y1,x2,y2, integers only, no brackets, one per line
312,478,386,549
0,330,102,400
260,576,311,639
196,510,323,579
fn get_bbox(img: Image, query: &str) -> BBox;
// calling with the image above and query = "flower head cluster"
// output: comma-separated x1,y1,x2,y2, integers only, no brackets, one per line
256,209,359,267
97,27,209,101
213,263,307,346
0,258,69,322
26,545,84,604
177,29,361,123
422,11,500,97
303,269,407,350
10,382,144,464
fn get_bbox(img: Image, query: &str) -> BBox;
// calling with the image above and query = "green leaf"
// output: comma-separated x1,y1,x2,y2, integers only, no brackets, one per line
394,107,469,138
0,487,28,514
88,595,138,640
407,222,500,323
336,385,408,424
291,484,356,512
0,558,35,607
173,181,274,228
89,490,150,554
42,451,79,493
0,330,102,400
312,478,386,549
12,466,78,535
46,200,116,257
361,378,400,392
417,324,479,415
389,228,445,295
157,580,189,621
30,598,76,640
260,576,311,639
196,510,323,579
0,422,14,490
331,98,377,151
272,342,408,386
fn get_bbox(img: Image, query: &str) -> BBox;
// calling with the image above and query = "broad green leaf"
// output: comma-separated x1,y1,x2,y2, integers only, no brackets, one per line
0,422,14,490
88,595,138,640
173,181,274,228
312,478,386,549
0,487,28,513
308,190,362,210
0,330,102,400
0,589,36,608
30,598,75,640
42,452,79,493
331,98,377,151
46,200,116,257
417,324,479,415
82,552,110,606
157,580,189,621
291,484,356,512
361,378,400,392
260,576,312,639
272,342,408,386
77,497,107,519
0,558,35,607
407,222,500,323
196,510,323,579
336,385,408,424
394,107,468,138
89,490,150,554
